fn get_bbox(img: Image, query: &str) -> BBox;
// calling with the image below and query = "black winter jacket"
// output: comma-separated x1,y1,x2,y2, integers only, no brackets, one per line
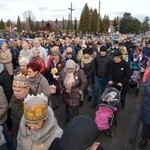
0,68,13,102
108,60,130,86
94,55,112,79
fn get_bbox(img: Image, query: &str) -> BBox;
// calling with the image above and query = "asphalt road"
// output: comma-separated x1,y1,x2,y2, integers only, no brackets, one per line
54,85,145,150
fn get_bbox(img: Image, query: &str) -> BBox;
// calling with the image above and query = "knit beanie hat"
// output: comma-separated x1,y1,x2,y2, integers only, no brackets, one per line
13,74,29,88
65,59,77,69
113,50,122,57
24,93,48,122
100,46,107,52
83,48,90,55
59,115,99,150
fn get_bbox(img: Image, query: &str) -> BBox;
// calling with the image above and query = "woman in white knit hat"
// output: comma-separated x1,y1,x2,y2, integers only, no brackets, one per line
59,59,87,122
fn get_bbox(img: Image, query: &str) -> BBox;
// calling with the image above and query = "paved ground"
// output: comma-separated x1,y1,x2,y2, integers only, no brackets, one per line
1,84,149,150
54,84,149,150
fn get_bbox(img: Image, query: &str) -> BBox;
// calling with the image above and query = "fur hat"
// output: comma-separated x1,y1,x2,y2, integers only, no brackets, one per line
13,74,29,88
24,93,48,122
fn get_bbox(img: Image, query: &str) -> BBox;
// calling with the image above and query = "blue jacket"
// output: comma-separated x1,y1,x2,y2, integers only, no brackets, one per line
140,75,150,125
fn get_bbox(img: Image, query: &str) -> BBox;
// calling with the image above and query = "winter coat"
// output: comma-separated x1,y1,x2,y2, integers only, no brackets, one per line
0,49,14,75
10,89,35,136
49,58,66,94
94,55,112,79
140,75,150,125
60,67,87,107
0,67,13,103
81,59,94,85
28,73,50,98
32,46,48,67
30,56,46,74
0,86,8,124
108,60,130,86
17,107,63,150
49,115,101,150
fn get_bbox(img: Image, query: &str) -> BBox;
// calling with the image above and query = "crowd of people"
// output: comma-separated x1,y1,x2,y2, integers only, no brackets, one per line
0,31,150,149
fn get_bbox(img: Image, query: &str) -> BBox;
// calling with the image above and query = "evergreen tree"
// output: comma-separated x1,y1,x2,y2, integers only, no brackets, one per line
28,16,34,31
141,16,150,34
35,21,41,31
103,14,110,33
0,19,5,29
79,3,90,32
55,18,58,25
62,17,65,30
91,9,98,33
6,19,12,27
41,20,45,30
74,18,77,32
67,14,73,31
113,17,119,32
17,16,22,33
120,12,141,34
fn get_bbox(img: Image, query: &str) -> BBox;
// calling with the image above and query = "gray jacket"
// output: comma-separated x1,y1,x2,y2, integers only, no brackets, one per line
29,73,50,98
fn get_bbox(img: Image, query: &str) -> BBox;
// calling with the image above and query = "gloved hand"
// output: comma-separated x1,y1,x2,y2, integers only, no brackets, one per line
108,81,113,85
80,101,83,107
117,83,122,87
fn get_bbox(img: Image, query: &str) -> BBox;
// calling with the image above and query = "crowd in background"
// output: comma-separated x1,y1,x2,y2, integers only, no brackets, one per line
0,30,150,149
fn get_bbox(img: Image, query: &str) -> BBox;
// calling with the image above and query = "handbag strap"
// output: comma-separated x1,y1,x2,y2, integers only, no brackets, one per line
36,77,43,92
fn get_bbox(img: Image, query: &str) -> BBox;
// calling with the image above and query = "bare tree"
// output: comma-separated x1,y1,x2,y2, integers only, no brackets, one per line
22,10,35,22
22,10,35,30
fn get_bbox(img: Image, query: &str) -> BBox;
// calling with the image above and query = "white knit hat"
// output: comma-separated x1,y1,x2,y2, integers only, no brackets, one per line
65,59,77,69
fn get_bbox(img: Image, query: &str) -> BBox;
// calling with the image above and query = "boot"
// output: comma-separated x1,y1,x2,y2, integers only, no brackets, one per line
138,137,148,148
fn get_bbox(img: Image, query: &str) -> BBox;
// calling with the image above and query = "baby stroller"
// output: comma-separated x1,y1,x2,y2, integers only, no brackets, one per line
94,85,121,138
129,62,141,96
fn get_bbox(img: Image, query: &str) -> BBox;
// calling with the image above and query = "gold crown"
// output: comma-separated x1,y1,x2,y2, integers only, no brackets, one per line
13,73,29,88
24,93,48,122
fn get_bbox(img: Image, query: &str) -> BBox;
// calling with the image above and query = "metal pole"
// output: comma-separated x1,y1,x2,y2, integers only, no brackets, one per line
97,1,101,33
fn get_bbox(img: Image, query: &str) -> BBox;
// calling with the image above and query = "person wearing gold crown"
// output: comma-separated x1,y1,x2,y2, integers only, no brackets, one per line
17,93,63,150
10,74,36,138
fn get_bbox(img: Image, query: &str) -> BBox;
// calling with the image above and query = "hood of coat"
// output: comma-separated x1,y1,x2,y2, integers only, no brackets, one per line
63,63,80,74
19,107,63,144
59,115,99,150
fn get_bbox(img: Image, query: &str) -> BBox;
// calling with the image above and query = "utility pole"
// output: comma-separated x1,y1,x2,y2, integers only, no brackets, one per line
97,0,101,33
68,2,74,30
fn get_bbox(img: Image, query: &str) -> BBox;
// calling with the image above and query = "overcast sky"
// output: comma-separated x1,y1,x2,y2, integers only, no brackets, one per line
0,0,149,22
